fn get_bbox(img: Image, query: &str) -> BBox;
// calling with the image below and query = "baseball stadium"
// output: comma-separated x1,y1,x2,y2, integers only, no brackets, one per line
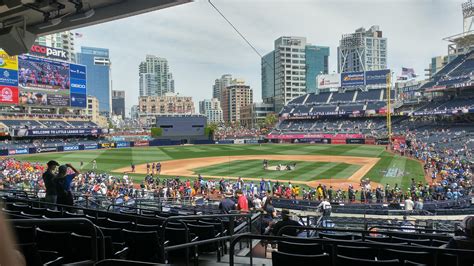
0,1,472,266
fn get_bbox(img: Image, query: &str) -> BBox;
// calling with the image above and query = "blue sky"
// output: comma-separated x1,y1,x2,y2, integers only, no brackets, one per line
75,0,466,115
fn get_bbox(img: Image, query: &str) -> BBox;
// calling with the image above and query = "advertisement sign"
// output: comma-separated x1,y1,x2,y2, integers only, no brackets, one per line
116,141,130,148
365,69,390,85
70,64,86,80
64,145,80,151
47,94,70,106
133,140,149,147
0,69,18,86
0,50,18,70
29,44,68,61
0,85,19,104
84,144,98,150
100,143,116,149
70,93,87,108
8,148,28,155
317,73,341,89
14,128,100,137
341,71,365,87
36,147,57,153
266,133,364,140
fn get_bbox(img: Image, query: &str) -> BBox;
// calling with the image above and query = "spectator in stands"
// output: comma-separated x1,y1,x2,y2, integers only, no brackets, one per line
269,209,301,236
218,192,235,214
446,216,474,250
235,189,249,212
404,197,414,212
43,160,59,208
317,198,332,220
55,163,80,210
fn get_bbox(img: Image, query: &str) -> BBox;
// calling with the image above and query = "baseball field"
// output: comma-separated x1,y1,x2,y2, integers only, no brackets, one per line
15,144,426,189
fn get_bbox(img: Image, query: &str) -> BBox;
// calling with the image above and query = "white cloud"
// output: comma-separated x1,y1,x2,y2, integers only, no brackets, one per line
75,0,466,114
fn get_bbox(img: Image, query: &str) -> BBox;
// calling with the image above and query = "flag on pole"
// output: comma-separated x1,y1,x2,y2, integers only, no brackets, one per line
75,32,83,38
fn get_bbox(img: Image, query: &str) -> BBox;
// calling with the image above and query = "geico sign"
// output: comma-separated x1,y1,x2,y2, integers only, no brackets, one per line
30,45,67,60
71,83,86,89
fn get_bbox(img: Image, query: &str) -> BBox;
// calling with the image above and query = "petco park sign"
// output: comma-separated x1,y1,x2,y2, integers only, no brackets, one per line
29,45,68,61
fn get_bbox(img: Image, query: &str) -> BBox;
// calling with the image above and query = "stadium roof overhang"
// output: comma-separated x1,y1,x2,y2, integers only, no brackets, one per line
0,0,191,55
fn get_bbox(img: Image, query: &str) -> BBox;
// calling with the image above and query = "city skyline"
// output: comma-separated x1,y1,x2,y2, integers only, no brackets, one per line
73,0,466,114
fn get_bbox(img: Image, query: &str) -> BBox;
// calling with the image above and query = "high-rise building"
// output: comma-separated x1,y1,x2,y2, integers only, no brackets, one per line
221,83,253,124
35,31,76,62
80,96,108,127
199,98,224,124
139,55,175,96
337,25,387,73
112,90,126,119
77,46,111,115
212,74,233,99
262,36,329,111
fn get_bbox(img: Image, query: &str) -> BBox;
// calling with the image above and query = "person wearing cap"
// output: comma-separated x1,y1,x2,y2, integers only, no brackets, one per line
42,160,59,208
219,192,236,214
270,209,301,236
54,163,80,211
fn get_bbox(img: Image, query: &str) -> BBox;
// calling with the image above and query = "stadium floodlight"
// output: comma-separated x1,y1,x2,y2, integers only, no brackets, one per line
69,9,95,22
35,18,62,30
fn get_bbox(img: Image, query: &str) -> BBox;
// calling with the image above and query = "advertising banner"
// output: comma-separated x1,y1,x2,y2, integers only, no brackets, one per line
70,93,87,108
341,71,364,87
47,94,70,106
0,50,18,70
331,139,346,144
69,66,87,108
0,69,18,86
266,133,364,140
84,144,98,150
35,147,57,153
317,73,341,89
133,140,149,147
14,128,101,137
70,64,86,80
29,44,68,61
8,148,29,155
244,139,259,144
0,85,19,104
346,139,366,144
100,143,116,149
64,145,80,151
365,69,390,85
116,141,130,148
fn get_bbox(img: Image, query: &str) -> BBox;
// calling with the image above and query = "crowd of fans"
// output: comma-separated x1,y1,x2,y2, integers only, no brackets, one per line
213,126,263,140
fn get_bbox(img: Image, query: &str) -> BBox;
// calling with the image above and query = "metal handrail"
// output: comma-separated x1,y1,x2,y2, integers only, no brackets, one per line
229,233,474,266
9,218,101,262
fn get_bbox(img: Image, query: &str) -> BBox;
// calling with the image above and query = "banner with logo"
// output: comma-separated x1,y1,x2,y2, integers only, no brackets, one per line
341,71,365,87
13,128,101,137
0,50,18,70
0,85,19,104
8,148,29,155
116,141,130,148
365,69,390,85
64,145,80,151
317,73,341,89
35,147,57,153
69,65,87,108
29,44,68,61
133,140,149,147
0,69,18,86
84,144,98,150
100,143,116,149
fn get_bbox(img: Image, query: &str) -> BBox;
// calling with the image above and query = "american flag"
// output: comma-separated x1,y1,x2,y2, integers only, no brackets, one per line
401,67,417,78
75,32,83,38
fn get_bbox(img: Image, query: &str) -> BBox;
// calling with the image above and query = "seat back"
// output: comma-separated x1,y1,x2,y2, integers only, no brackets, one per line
14,226,36,244
380,248,433,265
122,229,163,263
106,218,134,230
35,228,71,259
319,232,355,240
278,241,324,255
336,245,378,259
336,255,400,266
70,233,95,261
98,226,124,243
272,251,330,266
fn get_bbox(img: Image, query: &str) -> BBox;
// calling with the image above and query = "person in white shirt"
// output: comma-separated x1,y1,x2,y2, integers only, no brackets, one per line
317,198,332,219
405,197,415,212
253,195,262,210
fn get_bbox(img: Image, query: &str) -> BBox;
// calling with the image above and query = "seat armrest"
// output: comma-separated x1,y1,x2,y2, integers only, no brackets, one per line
43,256,64,266
113,246,128,259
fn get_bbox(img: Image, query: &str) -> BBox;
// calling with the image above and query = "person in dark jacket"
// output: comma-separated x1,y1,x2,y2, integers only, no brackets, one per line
54,163,80,211
42,160,59,208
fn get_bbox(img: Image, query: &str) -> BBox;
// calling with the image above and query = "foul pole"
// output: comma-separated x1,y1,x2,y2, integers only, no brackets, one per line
386,73,392,142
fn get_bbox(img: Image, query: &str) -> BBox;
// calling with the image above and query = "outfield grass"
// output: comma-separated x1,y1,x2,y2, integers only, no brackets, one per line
14,144,425,189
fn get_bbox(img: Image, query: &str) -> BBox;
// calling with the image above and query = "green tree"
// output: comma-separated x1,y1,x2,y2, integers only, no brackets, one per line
264,113,278,128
